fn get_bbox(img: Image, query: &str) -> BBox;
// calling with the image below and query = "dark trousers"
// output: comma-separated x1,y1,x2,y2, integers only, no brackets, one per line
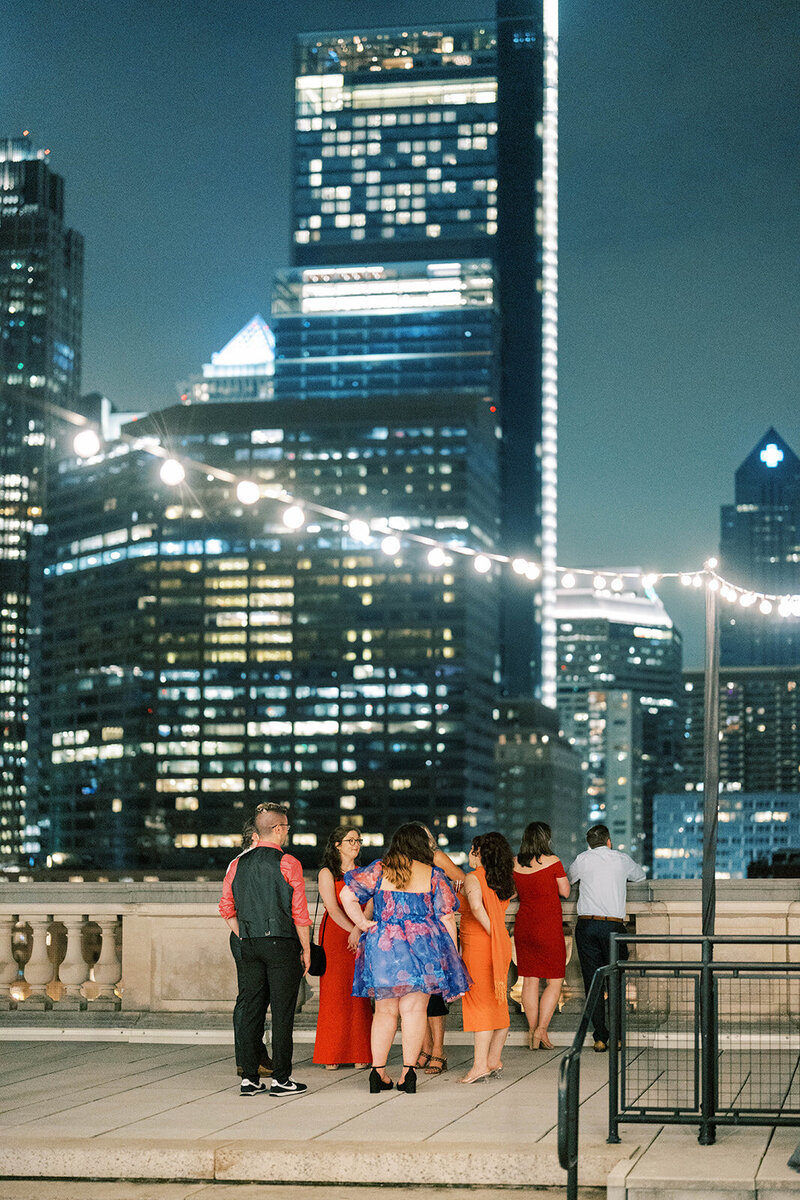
230,932,270,1068
574,919,627,1045
238,936,303,1083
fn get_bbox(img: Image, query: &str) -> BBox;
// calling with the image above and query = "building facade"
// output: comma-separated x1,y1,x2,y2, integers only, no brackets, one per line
40,397,500,870
0,135,83,862
556,577,683,864
180,315,274,406
494,697,582,862
286,4,558,704
652,792,800,880
720,428,800,666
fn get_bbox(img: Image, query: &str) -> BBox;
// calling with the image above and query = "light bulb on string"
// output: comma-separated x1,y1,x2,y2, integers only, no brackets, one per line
593,575,607,590
610,577,624,592
474,554,492,574
708,578,720,591
427,547,447,568
160,459,185,486
739,593,757,607
512,558,530,575
759,599,773,615
680,574,693,587
642,573,660,589
282,504,306,530
73,429,102,459
692,575,703,588
348,518,371,543
236,480,260,506
381,535,401,556
561,572,576,589
525,563,541,581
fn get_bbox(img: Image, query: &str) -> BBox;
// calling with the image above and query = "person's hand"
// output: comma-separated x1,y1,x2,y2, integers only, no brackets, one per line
302,946,311,975
452,879,464,893
347,928,361,952
361,920,378,934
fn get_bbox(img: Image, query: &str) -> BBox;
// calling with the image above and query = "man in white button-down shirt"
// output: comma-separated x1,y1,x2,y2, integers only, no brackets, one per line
567,824,646,1051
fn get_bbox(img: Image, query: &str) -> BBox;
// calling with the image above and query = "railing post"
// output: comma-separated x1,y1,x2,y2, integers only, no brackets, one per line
608,935,621,1143
699,937,717,1145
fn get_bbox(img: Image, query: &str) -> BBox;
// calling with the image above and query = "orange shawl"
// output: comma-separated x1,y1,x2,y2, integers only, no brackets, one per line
473,865,512,1004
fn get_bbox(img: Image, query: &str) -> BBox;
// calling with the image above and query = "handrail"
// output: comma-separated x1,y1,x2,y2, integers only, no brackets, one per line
557,965,612,1200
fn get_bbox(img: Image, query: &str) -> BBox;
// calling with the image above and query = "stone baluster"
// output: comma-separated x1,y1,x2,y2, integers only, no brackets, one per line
88,916,122,1005
57,917,91,1006
0,916,17,1008
19,916,55,1007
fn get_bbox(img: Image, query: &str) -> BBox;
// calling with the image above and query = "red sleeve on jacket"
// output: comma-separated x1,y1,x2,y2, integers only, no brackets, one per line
219,855,240,920
280,854,311,926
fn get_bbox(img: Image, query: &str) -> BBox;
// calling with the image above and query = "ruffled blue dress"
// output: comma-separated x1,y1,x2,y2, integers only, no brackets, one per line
345,859,473,1002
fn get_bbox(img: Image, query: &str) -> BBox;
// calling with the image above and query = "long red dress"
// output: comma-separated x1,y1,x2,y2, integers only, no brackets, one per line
312,878,373,1066
513,861,567,978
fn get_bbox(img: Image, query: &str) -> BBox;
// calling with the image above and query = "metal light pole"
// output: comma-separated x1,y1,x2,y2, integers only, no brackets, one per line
701,572,720,937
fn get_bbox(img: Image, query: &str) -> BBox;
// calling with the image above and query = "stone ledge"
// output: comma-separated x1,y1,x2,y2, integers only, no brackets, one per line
0,1135,636,1188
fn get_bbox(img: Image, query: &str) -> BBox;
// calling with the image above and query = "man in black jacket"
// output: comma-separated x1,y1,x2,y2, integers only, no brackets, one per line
220,803,311,1096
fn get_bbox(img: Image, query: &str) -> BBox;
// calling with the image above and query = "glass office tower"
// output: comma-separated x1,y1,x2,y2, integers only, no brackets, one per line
720,428,800,667
41,397,499,870
285,1,558,706
0,135,83,862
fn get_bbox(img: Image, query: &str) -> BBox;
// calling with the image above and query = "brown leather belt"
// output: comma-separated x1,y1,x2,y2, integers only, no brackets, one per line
578,915,625,923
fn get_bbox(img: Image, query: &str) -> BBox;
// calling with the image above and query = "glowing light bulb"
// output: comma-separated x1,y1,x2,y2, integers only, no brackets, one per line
610,577,624,592
349,519,371,543
512,558,530,575
525,563,541,581
73,429,101,459
381,535,401,556
160,458,185,486
236,480,260,505
708,578,720,591
427,547,446,568
593,575,607,590
692,575,703,588
759,599,773,615
642,573,660,589
474,554,492,573
282,504,305,529
561,573,576,589
739,593,757,607
680,575,692,587
705,557,718,570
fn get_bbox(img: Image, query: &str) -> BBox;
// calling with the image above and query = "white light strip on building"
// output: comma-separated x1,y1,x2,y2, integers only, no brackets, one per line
540,2,559,709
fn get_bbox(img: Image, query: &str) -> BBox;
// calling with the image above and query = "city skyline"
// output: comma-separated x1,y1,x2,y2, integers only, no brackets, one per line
2,1,799,665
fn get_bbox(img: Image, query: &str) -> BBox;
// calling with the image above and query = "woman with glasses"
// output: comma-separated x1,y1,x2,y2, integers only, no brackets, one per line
312,826,373,1070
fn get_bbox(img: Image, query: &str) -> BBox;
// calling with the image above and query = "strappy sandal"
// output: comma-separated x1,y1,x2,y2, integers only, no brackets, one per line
415,1051,432,1069
425,1054,448,1075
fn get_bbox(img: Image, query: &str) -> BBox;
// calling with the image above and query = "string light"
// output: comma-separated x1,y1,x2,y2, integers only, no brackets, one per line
15,388,800,617
159,459,185,486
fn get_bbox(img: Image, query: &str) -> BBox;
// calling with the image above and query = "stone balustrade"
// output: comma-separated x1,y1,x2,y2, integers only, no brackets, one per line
1,878,799,1016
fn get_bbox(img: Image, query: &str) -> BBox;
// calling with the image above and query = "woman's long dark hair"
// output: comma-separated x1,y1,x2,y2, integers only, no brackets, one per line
472,832,515,900
383,821,434,888
517,821,553,867
319,825,358,881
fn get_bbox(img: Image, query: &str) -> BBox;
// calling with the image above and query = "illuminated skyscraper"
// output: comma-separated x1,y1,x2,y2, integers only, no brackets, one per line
556,576,683,864
0,135,83,861
283,0,558,705
720,428,800,666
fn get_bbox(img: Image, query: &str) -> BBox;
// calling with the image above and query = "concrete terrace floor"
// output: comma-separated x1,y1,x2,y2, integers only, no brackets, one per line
1,1026,800,1198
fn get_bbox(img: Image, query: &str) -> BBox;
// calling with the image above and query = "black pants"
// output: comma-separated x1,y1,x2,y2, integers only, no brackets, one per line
238,936,304,1083
230,932,270,1068
574,919,627,1045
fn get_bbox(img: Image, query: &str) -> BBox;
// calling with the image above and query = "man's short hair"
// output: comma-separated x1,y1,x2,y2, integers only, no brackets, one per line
587,824,611,849
255,803,289,837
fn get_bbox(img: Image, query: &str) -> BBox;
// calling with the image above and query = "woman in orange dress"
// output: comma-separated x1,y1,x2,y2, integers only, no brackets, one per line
459,832,515,1084
312,826,373,1069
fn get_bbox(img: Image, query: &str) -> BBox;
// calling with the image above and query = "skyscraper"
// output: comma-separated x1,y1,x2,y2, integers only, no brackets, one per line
0,135,83,862
41,396,499,870
556,576,683,863
720,428,800,666
285,1,558,704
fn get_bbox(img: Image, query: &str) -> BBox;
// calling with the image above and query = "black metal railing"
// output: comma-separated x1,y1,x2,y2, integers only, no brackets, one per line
558,935,800,1200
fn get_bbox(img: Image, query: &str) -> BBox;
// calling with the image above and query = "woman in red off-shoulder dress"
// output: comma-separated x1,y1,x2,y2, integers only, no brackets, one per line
513,821,570,1050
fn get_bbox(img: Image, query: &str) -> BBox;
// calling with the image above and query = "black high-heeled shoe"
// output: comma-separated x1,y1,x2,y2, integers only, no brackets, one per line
396,1066,416,1094
369,1067,393,1094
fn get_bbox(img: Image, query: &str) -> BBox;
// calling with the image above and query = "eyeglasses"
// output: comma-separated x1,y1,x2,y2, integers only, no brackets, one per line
341,836,362,845
272,822,290,831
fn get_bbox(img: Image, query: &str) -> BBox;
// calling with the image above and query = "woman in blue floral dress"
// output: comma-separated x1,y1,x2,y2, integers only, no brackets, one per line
341,822,472,1094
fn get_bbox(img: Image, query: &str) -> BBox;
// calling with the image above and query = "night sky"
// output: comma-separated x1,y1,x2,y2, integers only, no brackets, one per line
3,1,799,664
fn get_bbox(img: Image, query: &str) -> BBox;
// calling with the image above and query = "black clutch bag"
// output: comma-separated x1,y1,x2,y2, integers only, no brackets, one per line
308,897,327,976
